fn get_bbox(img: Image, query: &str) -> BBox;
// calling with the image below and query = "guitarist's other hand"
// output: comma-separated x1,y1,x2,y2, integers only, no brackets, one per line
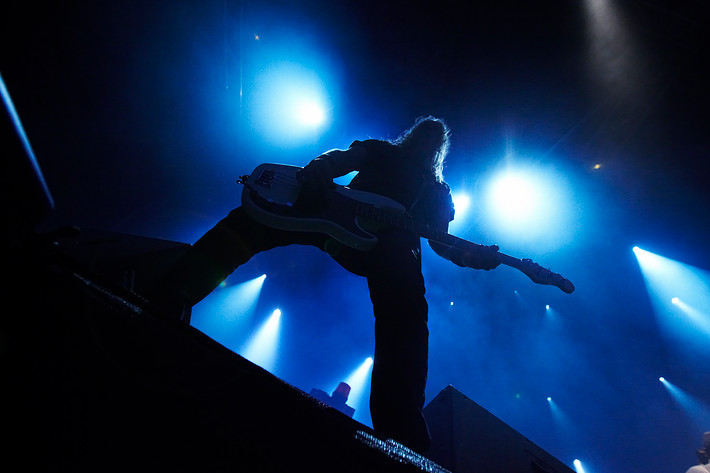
297,157,335,208
460,244,501,270
298,157,335,192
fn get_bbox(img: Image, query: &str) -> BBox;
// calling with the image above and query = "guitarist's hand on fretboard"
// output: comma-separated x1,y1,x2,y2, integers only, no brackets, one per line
430,241,501,270
458,244,501,270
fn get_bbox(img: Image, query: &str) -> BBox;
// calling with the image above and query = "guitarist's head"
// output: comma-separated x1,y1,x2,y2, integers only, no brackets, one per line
395,116,450,183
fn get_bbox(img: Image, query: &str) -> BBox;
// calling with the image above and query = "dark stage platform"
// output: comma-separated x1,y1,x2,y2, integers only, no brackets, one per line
4,231,453,472
3,229,575,473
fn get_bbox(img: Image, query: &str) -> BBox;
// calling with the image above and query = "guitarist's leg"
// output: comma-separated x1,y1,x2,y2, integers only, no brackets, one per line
147,207,324,322
365,230,431,453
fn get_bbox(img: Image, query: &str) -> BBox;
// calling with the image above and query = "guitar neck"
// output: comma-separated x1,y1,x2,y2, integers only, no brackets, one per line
355,201,489,254
353,200,574,294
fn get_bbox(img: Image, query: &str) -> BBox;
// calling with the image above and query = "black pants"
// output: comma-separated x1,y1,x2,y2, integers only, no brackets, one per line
151,206,432,452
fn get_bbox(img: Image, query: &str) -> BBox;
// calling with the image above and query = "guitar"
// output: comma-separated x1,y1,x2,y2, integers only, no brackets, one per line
238,163,575,294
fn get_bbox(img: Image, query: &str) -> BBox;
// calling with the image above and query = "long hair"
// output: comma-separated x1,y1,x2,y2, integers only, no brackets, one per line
393,116,450,182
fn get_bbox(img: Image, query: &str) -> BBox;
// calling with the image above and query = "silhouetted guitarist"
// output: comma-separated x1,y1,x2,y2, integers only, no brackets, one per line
148,116,500,453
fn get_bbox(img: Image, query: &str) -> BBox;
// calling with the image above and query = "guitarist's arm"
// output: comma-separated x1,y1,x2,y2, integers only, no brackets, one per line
429,240,501,270
413,182,501,271
319,147,368,177
299,146,368,187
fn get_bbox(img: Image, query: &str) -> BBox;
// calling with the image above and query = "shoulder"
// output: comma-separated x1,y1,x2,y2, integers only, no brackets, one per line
412,179,455,225
435,180,452,195
349,139,397,154
433,181,455,222
426,180,453,203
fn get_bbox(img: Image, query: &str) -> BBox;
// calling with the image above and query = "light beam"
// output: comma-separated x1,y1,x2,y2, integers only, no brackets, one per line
573,458,586,473
482,162,573,251
191,274,267,347
632,247,710,352
339,357,374,425
659,377,710,433
241,308,282,373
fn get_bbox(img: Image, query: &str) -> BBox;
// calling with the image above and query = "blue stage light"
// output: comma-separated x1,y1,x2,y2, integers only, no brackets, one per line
488,172,540,222
191,274,267,347
249,61,333,147
452,193,471,218
295,99,325,127
546,395,573,441
482,162,574,251
241,308,282,373
633,247,710,349
573,458,585,473
340,357,374,424
659,377,710,434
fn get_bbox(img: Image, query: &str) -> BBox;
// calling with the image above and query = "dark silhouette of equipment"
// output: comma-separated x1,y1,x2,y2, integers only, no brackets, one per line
424,385,575,473
310,382,356,418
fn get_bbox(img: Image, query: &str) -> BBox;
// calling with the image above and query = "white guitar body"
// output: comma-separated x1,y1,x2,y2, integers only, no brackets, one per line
240,163,404,251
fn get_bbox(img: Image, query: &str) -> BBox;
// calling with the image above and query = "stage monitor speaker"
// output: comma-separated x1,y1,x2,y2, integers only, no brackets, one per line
423,385,574,473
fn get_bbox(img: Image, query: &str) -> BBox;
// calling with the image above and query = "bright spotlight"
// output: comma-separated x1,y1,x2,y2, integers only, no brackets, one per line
660,377,710,433
452,193,471,218
673,298,710,335
340,357,374,424
191,274,267,347
296,100,325,127
483,164,572,249
241,308,282,373
249,62,332,146
489,172,540,220
573,458,585,473
659,376,666,382
633,247,710,347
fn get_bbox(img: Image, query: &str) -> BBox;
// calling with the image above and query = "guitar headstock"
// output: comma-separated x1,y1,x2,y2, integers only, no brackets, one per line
517,258,575,294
